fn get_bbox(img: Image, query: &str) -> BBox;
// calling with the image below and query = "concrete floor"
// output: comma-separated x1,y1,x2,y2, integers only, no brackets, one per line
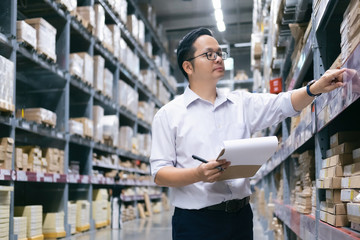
69,204,268,240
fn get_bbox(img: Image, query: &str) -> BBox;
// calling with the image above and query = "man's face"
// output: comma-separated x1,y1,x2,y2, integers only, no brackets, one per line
190,35,225,82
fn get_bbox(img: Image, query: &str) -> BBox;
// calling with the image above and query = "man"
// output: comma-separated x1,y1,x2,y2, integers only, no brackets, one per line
150,28,345,239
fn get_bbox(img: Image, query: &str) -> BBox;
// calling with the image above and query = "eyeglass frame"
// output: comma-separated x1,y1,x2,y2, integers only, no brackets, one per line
185,51,228,62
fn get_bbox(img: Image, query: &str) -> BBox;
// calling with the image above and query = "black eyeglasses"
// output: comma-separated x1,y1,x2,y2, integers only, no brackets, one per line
186,51,228,61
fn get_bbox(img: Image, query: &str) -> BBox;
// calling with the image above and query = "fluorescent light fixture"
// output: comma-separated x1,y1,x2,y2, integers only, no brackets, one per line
214,9,223,22
217,21,226,32
212,0,221,9
234,42,251,48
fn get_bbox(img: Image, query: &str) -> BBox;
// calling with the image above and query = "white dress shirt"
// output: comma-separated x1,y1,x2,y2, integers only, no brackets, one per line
150,86,299,209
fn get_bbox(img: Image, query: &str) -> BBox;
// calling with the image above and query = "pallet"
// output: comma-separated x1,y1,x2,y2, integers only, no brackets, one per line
95,221,108,229
76,224,90,232
36,48,56,63
43,231,66,239
0,101,15,113
28,235,44,240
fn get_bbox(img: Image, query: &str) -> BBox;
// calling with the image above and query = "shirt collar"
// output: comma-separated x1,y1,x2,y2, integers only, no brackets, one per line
183,86,235,108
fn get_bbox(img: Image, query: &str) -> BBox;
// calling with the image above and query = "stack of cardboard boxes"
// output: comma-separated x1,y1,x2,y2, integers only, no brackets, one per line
42,211,66,237
68,202,77,234
295,150,315,214
16,20,37,49
14,205,43,239
25,18,57,62
0,186,13,240
93,189,110,227
76,200,90,232
0,138,13,170
70,118,94,139
340,0,360,64
0,55,14,112
17,108,57,127
318,131,360,226
13,216,27,240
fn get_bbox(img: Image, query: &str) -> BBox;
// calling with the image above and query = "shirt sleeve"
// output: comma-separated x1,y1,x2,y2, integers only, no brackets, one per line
243,91,300,133
150,108,176,180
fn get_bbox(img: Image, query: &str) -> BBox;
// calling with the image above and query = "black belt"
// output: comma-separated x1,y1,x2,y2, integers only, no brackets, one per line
205,197,250,213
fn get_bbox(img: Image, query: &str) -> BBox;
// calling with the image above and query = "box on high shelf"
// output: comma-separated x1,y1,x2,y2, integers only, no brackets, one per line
320,210,349,227
347,202,360,224
103,68,113,99
92,105,104,143
341,189,360,202
76,52,94,86
55,0,77,12
326,141,360,158
330,131,360,149
326,189,341,203
16,20,37,49
320,201,347,215
93,55,105,92
75,6,95,33
341,175,360,188
107,25,120,59
94,4,105,42
70,118,93,139
24,18,57,62
16,108,57,127
344,162,360,176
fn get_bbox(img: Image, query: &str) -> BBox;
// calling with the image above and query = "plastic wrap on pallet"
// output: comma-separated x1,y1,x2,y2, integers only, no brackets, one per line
119,0,127,24
13,217,27,239
93,55,104,92
138,19,145,46
69,53,84,79
67,202,77,234
76,6,95,29
76,200,90,229
101,115,119,147
0,55,14,109
120,38,127,64
118,126,133,151
103,68,113,98
108,25,120,59
94,4,105,41
16,108,57,127
25,18,57,62
43,211,65,234
14,205,43,238
71,118,93,138
102,25,113,53
118,80,128,107
77,52,94,86
92,105,104,143
127,15,139,40
69,119,84,136
128,88,139,115
16,20,37,49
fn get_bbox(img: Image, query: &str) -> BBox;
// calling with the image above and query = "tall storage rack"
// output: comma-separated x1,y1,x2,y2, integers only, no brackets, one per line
251,0,360,239
0,0,176,239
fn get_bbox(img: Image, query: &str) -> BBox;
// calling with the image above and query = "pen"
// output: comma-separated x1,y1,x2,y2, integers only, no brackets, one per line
192,155,224,171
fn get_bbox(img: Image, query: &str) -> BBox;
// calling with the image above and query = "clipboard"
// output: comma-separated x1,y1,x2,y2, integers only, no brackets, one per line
215,136,278,180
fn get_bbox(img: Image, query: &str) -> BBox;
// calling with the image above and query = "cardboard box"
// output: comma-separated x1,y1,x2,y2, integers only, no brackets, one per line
13,216,27,239
69,53,84,79
102,25,113,53
17,108,57,127
43,212,65,233
69,119,84,136
25,18,57,62
92,106,104,143
347,203,360,224
16,20,37,48
344,162,360,176
107,24,120,58
326,142,360,158
330,131,360,148
127,15,139,40
320,201,347,215
320,165,343,179
323,177,342,189
353,148,360,161
326,189,341,203
342,175,360,188
341,189,360,202
1,138,14,153
322,154,353,169
103,68,113,98
76,6,95,30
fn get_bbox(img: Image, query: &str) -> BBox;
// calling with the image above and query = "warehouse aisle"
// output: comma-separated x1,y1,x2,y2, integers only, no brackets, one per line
70,204,268,240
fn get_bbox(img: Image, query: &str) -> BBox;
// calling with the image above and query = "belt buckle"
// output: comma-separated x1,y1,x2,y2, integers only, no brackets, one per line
225,200,238,213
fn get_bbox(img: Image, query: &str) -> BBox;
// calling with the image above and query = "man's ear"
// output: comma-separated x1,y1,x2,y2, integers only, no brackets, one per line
182,61,193,76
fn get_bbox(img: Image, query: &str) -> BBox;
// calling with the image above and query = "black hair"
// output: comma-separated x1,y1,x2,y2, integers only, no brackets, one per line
176,27,214,80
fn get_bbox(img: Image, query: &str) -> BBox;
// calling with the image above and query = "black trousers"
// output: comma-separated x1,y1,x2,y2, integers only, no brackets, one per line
172,204,253,240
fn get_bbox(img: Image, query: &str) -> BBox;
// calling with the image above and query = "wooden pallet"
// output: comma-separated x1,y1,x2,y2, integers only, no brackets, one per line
76,224,90,232
95,221,108,229
43,231,66,239
36,48,56,63
0,101,15,113
28,235,44,240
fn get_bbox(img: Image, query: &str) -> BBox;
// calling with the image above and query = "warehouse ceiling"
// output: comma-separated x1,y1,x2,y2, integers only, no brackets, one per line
150,0,254,81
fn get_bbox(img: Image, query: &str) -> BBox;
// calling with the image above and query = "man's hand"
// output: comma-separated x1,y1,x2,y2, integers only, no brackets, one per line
310,68,346,95
195,159,231,183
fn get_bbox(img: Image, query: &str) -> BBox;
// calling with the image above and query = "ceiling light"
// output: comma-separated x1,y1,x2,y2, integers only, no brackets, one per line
214,9,223,22
234,42,251,48
217,21,226,32
212,0,221,9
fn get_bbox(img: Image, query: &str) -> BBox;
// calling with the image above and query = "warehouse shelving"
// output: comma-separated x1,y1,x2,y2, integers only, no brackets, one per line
0,0,174,239
252,0,360,239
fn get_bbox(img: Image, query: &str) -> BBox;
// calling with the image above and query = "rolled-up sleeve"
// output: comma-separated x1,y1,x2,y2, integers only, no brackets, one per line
150,108,176,180
243,91,300,133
